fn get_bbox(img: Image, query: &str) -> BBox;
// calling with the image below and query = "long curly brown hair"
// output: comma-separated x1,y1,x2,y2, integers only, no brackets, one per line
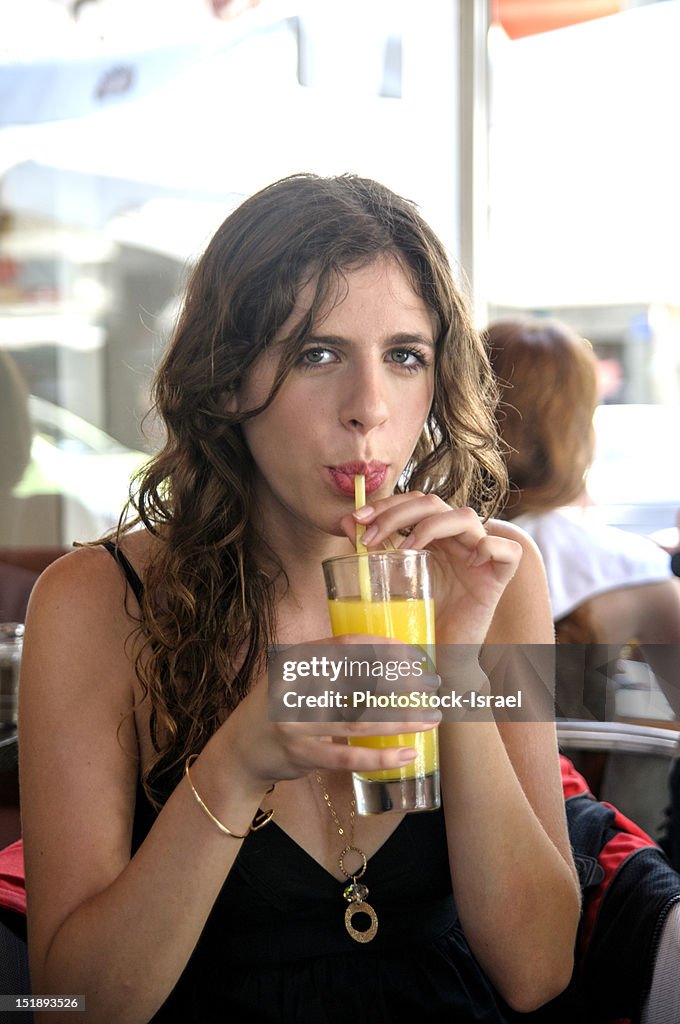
116,173,508,804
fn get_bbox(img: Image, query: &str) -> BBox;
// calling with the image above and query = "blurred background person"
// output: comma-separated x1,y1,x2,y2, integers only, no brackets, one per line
484,315,680,725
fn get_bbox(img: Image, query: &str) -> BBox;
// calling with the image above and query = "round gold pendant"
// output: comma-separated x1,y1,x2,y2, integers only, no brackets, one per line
339,845,367,880
344,900,378,943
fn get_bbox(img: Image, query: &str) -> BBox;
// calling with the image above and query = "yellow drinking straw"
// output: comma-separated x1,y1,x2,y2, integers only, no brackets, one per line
354,474,367,553
354,474,372,604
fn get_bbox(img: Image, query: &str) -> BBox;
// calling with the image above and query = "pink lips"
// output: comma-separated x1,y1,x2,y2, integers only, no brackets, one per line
326,461,388,497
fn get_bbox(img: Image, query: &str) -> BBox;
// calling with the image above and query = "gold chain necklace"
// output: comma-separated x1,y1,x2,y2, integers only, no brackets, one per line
314,771,379,944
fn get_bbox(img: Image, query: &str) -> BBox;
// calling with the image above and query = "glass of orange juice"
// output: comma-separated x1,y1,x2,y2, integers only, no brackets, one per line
322,549,440,815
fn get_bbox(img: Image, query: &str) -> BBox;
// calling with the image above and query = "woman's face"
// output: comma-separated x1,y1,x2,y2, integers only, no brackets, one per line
235,255,436,541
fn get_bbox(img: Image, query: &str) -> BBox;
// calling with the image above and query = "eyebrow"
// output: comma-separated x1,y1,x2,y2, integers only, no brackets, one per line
306,332,436,351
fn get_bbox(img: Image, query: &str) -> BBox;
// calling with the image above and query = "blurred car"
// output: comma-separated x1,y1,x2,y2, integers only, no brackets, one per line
12,395,148,546
585,403,680,537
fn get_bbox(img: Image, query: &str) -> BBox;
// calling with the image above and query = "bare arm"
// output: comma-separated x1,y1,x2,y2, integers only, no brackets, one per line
19,548,271,1023
439,522,579,1013
339,502,581,1013
586,577,680,719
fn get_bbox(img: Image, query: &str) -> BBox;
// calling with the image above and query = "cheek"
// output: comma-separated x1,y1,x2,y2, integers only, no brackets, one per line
240,415,273,462
230,350,281,416
241,400,302,465
404,382,434,430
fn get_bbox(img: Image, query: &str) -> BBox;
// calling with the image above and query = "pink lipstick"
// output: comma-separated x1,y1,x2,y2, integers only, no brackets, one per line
327,461,388,497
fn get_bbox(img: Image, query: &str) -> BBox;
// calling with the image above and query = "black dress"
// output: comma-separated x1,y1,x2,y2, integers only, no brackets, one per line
106,542,510,1023
132,790,510,1024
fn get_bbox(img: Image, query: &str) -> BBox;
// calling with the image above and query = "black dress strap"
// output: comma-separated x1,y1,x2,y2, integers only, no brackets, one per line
102,540,144,605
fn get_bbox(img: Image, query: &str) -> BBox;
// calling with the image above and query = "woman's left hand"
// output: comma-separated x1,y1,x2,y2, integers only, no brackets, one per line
340,492,522,644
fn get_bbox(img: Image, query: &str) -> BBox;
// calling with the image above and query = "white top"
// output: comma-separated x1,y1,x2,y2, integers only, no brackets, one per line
514,507,672,620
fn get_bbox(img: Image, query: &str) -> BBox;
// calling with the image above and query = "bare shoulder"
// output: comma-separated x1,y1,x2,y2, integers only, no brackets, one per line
30,542,119,594
486,517,544,559
485,518,554,643
21,530,159,719
588,577,680,644
19,536,158,972
27,529,155,623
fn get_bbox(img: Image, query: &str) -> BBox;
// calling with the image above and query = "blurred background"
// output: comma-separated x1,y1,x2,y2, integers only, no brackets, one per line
0,0,678,549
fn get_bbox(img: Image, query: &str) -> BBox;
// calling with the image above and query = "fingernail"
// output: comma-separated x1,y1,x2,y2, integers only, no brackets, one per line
362,525,378,544
353,506,375,521
398,533,414,549
398,747,417,761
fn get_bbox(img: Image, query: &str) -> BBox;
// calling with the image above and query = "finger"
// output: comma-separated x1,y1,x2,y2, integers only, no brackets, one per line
353,491,429,518
339,493,426,544
305,736,430,774
467,535,522,569
395,506,486,553
347,494,454,549
276,716,440,739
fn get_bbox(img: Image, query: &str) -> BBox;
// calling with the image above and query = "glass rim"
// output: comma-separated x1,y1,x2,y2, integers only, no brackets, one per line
321,548,430,569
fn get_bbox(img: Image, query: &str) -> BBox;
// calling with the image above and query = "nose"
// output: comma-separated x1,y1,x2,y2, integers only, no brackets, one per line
338,364,389,433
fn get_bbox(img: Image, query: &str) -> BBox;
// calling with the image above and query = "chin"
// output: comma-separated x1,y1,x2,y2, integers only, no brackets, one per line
323,523,350,540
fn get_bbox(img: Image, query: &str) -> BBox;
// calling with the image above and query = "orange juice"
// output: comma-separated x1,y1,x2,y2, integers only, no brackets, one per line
327,595,438,783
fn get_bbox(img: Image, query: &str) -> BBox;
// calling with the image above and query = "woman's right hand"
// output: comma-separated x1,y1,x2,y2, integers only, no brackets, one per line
220,634,441,791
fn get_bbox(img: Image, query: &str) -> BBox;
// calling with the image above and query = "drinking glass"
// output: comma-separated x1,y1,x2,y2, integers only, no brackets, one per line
322,550,440,814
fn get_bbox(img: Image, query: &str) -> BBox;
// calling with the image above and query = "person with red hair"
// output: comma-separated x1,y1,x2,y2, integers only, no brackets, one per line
486,315,680,721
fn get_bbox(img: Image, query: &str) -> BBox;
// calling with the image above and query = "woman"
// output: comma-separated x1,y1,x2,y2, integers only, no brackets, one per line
485,315,680,720
19,175,580,1023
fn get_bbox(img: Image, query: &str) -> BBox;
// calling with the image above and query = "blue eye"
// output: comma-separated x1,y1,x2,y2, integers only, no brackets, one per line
388,348,429,370
299,347,335,368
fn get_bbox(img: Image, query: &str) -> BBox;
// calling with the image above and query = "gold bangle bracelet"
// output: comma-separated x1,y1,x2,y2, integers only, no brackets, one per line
184,755,275,839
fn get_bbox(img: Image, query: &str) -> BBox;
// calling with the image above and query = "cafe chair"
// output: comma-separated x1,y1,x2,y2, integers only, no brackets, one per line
556,718,680,839
515,755,680,1024
641,898,680,1024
